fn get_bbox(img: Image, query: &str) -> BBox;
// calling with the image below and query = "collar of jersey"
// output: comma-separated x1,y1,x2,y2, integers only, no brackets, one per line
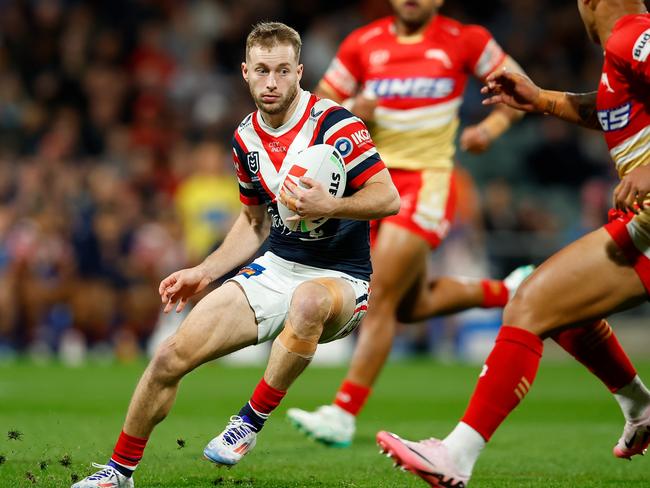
256,89,310,137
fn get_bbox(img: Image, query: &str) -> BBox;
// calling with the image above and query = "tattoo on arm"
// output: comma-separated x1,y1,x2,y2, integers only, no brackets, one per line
567,92,601,130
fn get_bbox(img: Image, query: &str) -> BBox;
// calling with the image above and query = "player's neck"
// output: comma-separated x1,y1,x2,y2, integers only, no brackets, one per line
259,90,301,129
394,15,434,38
595,2,647,45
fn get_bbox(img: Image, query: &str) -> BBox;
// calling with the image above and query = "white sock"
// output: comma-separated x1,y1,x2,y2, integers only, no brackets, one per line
442,422,486,476
614,375,650,421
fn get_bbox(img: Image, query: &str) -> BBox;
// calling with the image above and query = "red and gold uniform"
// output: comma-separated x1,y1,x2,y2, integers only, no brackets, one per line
322,15,505,246
599,14,650,291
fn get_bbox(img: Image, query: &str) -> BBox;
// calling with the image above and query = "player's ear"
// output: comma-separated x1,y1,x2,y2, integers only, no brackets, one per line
241,62,249,82
296,63,304,82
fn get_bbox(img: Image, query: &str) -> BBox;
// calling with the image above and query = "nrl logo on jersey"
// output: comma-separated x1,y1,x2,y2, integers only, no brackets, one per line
633,29,650,62
246,151,260,174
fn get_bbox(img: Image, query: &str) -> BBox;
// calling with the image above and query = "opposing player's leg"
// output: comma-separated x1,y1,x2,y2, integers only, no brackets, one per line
551,319,650,459
204,277,358,465
379,227,648,486
72,282,258,488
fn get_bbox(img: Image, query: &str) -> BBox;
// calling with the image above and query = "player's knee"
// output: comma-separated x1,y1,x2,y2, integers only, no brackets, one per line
289,282,332,337
503,281,554,335
149,337,192,384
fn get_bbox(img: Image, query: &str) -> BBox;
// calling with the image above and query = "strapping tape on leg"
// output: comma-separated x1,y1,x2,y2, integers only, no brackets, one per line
315,278,344,321
278,320,318,359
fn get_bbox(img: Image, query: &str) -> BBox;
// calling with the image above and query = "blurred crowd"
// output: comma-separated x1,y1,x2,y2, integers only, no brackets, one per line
0,0,623,359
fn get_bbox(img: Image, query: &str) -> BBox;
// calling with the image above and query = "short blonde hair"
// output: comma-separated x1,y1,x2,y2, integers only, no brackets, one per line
246,22,301,62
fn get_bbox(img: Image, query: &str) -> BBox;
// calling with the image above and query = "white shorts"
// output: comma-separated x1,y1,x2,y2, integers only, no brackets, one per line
228,252,369,344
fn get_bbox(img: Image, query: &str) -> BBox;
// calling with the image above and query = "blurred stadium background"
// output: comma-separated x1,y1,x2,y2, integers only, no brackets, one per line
0,0,648,367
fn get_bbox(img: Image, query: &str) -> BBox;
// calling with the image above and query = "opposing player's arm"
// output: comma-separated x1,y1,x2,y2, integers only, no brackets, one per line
481,70,601,130
476,57,526,134
196,204,270,282
461,23,526,152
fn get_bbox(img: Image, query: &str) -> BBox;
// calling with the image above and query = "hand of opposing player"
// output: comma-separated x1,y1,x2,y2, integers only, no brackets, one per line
460,124,492,154
481,69,542,113
279,177,337,221
613,165,650,214
159,266,212,313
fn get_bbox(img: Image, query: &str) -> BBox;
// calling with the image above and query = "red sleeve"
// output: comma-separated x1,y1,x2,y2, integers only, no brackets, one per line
321,111,385,189
608,20,650,85
322,31,364,99
460,25,506,80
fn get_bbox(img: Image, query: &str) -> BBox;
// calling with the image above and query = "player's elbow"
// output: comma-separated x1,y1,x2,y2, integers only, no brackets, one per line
383,186,401,217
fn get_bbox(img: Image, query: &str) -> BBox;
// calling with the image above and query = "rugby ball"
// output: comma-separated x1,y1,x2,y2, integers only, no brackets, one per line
277,144,347,232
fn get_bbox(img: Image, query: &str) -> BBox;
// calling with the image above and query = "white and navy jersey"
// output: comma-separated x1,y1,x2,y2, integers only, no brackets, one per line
232,89,386,280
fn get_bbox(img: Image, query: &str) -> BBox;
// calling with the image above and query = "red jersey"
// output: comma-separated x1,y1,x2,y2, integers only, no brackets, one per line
598,13,650,177
322,15,506,170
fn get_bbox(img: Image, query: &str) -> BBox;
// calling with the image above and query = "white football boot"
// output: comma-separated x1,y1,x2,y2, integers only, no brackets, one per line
504,264,535,300
71,463,134,488
613,406,650,459
204,416,258,466
286,404,355,447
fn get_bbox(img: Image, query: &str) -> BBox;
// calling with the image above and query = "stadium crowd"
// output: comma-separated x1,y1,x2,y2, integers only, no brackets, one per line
0,0,619,358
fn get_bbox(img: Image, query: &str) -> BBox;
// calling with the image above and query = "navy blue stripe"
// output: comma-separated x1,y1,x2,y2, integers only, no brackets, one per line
314,108,354,145
356,293,368,304
232,134,247,169
239,185,258,197
347,153,381,183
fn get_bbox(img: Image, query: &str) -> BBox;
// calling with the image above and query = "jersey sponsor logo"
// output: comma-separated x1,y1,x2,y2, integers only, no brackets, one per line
425,48,452,69
597,103,631,131
334,137,353,157
268,141,287,153
600,73,615,93
366,77,455,99
246,151,260,174
237,263,266,278
369,49,390,66
350,128,371,145
633,28,650,62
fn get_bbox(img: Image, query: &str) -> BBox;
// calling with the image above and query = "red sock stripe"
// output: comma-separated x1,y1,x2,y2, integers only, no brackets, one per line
334,380,371,416
250,378,287,414
480,280,509,308
552,320,636,393
111,430,148,468
461,326,543,441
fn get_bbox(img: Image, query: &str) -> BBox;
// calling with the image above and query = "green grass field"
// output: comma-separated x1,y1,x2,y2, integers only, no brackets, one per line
1,358,650,487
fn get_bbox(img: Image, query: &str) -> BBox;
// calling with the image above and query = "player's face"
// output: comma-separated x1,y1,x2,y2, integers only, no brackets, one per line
243,44,303,116
390,0,442,29
577,0,599,44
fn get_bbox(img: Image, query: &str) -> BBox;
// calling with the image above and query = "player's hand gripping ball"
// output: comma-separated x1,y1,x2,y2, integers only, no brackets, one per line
277,144,347,232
